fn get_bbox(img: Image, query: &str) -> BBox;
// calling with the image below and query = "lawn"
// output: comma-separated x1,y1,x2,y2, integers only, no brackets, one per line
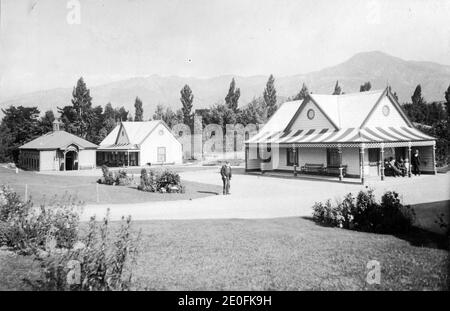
2,217,446,291
0,166,221,205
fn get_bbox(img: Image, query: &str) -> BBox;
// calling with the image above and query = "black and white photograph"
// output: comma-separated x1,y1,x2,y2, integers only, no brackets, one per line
0,0,449,296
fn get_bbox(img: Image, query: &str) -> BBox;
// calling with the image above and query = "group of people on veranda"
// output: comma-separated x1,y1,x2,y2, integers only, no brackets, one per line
384,149,422,177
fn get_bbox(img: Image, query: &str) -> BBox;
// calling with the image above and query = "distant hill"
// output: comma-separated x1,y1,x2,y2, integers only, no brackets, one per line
1,51,449,119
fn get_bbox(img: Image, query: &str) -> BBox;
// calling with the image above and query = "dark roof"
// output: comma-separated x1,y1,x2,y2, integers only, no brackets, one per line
19,130,98,150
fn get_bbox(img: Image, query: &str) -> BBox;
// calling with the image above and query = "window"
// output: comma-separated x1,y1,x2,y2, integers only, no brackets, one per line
286,148,296,166
326,148,340,167
157,147,166,162
382,105,390,116
307,109,315,120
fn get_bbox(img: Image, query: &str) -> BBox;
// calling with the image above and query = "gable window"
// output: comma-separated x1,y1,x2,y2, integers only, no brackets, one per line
307,109,315,120
286,148,296,166
382,105,390,116
326,148,340,167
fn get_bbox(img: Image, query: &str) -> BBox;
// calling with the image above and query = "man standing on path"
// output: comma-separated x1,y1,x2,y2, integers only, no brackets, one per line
411,149,421,176
220,161,232,195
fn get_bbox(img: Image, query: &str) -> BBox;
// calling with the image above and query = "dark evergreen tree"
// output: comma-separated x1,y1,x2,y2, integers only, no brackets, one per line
263,74,277,118
225,78,241,113
0,106,41,161
359,81,372,92
332,80,342,95
293,83,309,100
180,84,194,127
134,97,144,121
237,97,267,125
58,77,94,139
39,110,56,134
411,84,425,106
445,84,450,118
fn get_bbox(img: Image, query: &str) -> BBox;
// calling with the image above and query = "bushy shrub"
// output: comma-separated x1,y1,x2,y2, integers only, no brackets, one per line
311,189,416,234
378,191,415,233
312,200,344,227
98,166,134,186
0,186,81,254
116,169,133,186
33,212,141,291
98,165,115,185
137,168,183,193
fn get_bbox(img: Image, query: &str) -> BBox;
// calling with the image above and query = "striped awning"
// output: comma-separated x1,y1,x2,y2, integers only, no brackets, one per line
246,127,435,145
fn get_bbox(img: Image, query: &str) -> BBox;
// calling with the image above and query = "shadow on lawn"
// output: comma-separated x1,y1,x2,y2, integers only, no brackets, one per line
302,216,449,251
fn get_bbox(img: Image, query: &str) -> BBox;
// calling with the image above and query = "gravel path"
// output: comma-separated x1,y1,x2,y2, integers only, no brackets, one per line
81,169,450,223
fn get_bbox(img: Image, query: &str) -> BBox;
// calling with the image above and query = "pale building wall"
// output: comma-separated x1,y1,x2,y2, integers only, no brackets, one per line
246,146,261,170
39,150,57,171
140,123,183,165
288,101,334,131
78,150,96,169
342,148,361,176
364,97,409,128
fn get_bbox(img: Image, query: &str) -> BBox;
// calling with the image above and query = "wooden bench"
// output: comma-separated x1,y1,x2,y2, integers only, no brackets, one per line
301,163,325,174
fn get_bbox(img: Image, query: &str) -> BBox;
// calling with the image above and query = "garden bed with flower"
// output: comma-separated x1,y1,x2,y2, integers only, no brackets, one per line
0,166,221,205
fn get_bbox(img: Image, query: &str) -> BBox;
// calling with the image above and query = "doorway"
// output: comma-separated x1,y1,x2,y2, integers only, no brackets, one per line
65,151,78,170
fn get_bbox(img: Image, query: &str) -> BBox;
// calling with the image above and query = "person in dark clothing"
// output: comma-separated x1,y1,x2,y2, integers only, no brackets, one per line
388,157,402,177
395,158,407,177
411,149,421,176
220,161,232,195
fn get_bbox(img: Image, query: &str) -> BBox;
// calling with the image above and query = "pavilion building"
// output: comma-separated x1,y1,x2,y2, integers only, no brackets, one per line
245,87,436,182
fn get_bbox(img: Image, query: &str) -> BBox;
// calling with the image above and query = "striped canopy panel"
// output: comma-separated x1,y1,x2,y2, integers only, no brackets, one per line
246,127,434,144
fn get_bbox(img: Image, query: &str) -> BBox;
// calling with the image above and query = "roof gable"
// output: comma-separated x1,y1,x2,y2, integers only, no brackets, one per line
99,121,177,147
19,131,98,150
360,88,413,128
362,94,411,128
284,99,337,132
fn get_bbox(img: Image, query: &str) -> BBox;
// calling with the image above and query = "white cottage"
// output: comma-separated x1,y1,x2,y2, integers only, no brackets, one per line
97,121,182,166
245,87,436,182
19,121,98,171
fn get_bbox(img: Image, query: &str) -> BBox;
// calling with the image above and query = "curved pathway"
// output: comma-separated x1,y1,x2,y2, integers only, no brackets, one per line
81,169,450,222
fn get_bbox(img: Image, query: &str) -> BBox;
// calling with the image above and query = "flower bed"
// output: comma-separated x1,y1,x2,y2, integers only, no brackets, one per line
97,165,134,186
137,168,184,193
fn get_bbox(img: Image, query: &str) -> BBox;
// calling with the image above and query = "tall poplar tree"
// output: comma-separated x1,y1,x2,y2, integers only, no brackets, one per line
263,74,277,118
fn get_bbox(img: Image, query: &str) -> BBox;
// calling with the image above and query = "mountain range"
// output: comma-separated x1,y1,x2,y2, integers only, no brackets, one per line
1,51,449,119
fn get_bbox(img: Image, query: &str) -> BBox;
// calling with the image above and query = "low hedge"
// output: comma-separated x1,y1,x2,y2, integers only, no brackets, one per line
312,189,416,234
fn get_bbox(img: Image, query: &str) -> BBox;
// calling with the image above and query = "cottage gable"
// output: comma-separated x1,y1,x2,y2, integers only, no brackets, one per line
116,125,130,144
362,95,411,128
285,99,336,132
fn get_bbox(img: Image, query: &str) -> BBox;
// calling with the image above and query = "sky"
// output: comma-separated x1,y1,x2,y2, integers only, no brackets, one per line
0,0,449,100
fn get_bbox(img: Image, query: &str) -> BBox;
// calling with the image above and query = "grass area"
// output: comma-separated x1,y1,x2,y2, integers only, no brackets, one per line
0,166,221,205
1,217,447,291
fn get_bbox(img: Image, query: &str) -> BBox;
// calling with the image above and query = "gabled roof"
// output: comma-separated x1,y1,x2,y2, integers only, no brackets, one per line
19,130,98,150
245,87,430,145
100,120,176,147
285,88,412,131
